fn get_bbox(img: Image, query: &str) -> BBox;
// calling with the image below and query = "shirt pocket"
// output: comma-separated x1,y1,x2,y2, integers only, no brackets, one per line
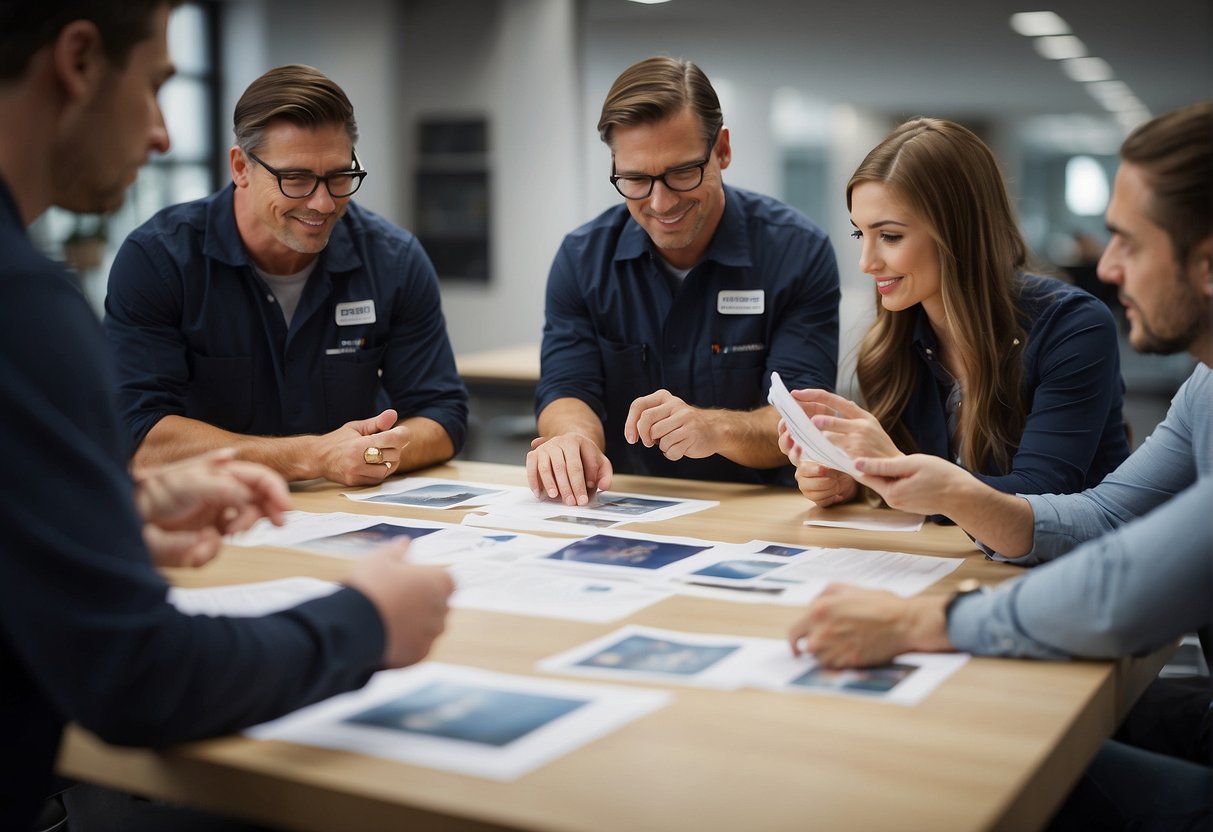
323,344,388,427
597,336,652,421
188,355,253,431
710,348,767,411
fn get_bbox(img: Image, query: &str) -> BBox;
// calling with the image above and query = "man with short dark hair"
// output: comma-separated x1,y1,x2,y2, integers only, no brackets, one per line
0,6,454,829
106,64,467,486
529,56,840,505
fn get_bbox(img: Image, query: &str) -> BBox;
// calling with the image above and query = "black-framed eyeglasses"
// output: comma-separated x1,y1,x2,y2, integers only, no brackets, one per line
609,126,721,200
246,150,368,199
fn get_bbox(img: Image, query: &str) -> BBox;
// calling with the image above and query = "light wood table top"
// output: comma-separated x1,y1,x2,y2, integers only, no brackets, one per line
56,461,1162,832
456,344,540,387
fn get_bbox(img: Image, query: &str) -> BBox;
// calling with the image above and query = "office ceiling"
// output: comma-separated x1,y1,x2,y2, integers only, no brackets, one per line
584,0,1211,120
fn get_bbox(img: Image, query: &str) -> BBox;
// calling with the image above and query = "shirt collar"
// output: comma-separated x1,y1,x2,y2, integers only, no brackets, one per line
202,182,363,274
612,184,753,269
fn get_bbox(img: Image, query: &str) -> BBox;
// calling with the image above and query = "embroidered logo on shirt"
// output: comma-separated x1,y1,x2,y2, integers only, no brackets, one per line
717,290,764,315
335,299,376,326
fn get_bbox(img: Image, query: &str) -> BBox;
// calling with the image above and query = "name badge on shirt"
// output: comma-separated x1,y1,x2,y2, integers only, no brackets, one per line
335,300,376,326
717,290,764,315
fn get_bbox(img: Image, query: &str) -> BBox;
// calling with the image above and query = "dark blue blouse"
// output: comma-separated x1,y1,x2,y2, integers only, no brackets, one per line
901,273,1130,495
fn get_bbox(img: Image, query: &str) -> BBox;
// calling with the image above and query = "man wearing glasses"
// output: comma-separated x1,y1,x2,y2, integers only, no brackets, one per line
529,56,840,506
106,64,467,486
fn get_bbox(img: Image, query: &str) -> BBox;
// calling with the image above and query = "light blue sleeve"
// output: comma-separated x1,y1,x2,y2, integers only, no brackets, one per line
989,364,1208,566
948,476,1213,659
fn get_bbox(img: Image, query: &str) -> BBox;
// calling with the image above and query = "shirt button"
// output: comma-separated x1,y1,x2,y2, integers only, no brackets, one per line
266,294,275,303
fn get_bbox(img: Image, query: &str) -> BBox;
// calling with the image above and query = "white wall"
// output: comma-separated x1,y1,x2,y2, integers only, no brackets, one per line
397,0,582,353
222,0,403,222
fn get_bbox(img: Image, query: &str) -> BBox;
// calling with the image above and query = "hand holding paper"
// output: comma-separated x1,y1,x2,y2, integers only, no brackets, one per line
767,372,861,477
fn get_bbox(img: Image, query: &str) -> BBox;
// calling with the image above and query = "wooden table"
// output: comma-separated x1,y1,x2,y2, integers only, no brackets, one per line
56,461,1163,832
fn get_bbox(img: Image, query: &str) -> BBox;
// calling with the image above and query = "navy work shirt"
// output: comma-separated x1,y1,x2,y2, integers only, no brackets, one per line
902,273,1130,494
105,184,467,452
0,177,386,832
537,185,840,486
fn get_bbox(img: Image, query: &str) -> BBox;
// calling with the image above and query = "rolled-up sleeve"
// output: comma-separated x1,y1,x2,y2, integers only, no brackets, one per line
764,228,839,394
380,239,468,451
104,236,191,452
536,240,607,421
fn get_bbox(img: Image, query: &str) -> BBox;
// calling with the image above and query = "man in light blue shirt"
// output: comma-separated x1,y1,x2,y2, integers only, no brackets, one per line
786,101,1212,830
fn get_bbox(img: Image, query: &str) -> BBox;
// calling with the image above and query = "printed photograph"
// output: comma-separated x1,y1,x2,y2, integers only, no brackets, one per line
547,534,708,569
692,559,783,581
790,662,917,695
366,483,500,508
344,680,588,747
757,543,807,557
575,634,739,676
586,493,680,516
297,523,441,556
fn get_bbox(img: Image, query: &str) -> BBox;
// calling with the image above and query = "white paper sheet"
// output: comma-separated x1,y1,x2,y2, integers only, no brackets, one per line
762,547,961,598
803,511,926,532
228,511,555,565
343,477,527,509
247,663,670,781
747,651,970,706
484,487,718,524
537,625,789,689
449,562,671,623
767,371,860,476
168,577,340,617
461,511,623,536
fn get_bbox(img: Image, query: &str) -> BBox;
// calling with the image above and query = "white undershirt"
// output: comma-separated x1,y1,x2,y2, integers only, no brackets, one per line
255,260,318,327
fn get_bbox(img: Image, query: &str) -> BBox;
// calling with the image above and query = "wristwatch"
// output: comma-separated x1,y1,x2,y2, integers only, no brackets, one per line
943,577,983,620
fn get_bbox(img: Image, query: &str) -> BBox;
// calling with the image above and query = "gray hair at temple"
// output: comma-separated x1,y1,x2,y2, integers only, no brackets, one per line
233,64,359,156
597,56,723,147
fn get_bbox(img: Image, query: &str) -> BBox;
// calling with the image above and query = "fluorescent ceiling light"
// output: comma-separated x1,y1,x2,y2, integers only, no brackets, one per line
626,0,672,4
1062,56,1113,83
1034,35,1086,60
1115,109,1151,132
1087,80,1132,105
1088,81,1143,112
1010,11,1070,37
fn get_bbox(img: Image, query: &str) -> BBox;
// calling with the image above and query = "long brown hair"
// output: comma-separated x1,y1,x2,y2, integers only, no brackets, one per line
849,118,1028,475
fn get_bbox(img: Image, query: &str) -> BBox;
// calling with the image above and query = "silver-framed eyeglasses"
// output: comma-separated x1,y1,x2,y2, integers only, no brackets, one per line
247,150,368,199
609,126,720,200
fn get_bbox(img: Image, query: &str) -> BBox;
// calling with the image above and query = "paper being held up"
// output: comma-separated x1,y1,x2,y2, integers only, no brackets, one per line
767,372,860,477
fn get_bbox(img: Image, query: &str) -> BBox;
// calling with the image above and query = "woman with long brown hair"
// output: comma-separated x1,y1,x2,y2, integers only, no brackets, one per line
778,118,1130,508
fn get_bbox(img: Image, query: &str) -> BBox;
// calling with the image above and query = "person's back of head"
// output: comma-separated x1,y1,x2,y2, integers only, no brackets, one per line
597,56,722,148
233,64,359,156
1119,101,1212,265
0,0,176,82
